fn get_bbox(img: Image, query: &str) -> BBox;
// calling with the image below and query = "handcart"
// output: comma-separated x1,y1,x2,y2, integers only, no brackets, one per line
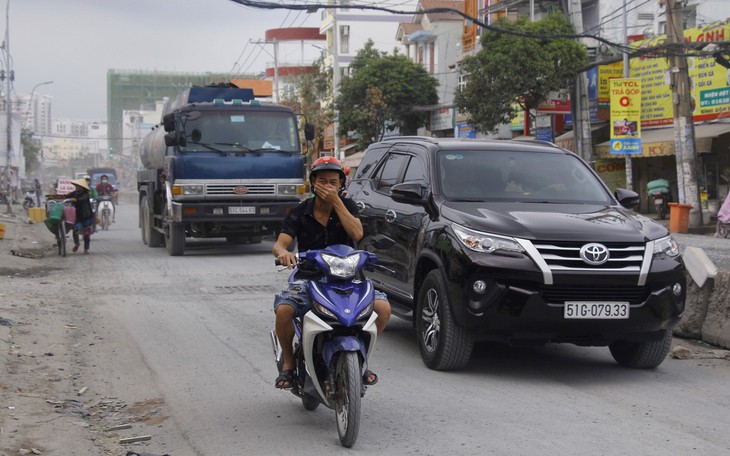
44,196,76,257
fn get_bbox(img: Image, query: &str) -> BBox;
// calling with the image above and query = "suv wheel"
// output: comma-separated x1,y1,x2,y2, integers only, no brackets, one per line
416,270,473,370
608,329,672,369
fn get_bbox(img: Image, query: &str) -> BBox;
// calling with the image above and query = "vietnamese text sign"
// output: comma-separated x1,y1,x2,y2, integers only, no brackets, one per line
610,78,642,154
629,21,730,126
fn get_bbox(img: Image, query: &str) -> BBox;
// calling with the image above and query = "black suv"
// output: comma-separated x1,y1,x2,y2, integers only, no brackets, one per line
347,137,685,370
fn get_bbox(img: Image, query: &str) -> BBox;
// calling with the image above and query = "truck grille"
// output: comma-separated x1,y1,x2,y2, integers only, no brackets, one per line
206,184,276,196
532,241,646,272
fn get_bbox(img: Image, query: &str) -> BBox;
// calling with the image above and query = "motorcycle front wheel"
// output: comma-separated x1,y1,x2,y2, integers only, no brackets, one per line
334,351,362,448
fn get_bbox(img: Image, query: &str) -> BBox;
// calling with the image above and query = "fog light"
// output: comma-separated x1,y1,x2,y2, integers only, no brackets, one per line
672,283,682,296
473,280,487,294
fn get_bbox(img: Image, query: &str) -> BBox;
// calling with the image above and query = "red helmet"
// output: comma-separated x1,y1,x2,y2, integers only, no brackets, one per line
310,156,346,189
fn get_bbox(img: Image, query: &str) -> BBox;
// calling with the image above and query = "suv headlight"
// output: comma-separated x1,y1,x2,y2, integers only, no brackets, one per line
321,252,362,278
453,224,525,254
653,235,680,257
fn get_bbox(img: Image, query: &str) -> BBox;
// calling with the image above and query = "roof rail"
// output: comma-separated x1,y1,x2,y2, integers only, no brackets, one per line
381,135,439,144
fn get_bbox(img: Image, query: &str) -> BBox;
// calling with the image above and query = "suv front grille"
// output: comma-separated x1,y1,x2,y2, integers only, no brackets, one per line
539,285,650,304
206,184,276,196
532,241,646,272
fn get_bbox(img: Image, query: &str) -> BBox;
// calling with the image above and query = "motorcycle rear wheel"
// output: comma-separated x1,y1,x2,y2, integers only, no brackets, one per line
718,222,729,238
334,351,362,448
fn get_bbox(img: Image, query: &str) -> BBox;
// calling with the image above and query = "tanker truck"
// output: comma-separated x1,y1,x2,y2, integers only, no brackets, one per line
137,85,312,256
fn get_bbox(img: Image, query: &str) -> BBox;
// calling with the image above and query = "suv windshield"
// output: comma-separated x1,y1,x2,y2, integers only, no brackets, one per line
438,150,612,204
180,111,298,152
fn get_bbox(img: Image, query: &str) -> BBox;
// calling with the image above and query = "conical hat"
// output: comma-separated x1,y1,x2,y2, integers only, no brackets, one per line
71,178,90,191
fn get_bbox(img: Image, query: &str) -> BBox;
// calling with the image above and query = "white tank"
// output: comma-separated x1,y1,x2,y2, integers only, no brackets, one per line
140,127,167,170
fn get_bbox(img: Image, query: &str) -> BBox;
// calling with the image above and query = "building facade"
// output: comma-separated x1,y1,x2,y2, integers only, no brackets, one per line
397,0,464,137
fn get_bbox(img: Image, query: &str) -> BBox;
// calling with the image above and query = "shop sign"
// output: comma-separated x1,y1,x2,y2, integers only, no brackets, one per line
610,78,642,154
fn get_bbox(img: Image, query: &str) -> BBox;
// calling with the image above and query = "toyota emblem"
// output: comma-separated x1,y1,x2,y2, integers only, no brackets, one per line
579,243,610,265
233,186,249,195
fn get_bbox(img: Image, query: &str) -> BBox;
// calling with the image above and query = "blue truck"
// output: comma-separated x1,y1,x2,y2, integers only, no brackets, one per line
137,85,311,255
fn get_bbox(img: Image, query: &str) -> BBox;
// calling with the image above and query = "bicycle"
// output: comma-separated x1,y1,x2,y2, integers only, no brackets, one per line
45,198,75,257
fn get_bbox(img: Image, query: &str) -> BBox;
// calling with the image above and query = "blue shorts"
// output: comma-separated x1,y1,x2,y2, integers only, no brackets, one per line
274,280,388,318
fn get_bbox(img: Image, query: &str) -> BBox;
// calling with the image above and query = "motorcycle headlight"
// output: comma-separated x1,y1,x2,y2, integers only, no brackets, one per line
313,301,336,319
653,235,680,257
321,252,362,279
357,301,374,320
452,224,525,254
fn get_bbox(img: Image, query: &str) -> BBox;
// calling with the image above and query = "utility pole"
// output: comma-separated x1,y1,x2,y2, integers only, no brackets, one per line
332,11,341,161
622,0,633,190
569,0,593,164
250,39,280,103
665,0,702,226
2,0,13,214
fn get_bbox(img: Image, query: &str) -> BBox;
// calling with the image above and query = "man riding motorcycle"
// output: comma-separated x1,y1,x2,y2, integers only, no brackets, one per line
271,156,391,389
95,174,116,223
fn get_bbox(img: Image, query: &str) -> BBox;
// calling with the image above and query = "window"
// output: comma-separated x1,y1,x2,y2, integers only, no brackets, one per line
340,25,350,54
374,153,409,192
403,156,427,185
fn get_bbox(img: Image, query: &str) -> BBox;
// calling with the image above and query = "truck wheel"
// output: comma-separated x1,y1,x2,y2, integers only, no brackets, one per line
609,329,672,369
416,270,473,370
143,196,165,247
166,222,185,256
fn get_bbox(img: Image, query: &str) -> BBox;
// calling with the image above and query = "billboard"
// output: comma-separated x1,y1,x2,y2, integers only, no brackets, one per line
610,78,642,154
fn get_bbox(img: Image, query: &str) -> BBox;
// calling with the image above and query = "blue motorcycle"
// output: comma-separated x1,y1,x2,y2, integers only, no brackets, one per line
271,236,394,448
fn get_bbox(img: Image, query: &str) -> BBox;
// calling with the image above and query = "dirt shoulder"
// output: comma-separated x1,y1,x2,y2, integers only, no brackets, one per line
0,212,177,455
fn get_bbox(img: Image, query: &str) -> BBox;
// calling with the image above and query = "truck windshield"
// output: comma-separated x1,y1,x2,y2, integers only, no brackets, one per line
180,111,299,152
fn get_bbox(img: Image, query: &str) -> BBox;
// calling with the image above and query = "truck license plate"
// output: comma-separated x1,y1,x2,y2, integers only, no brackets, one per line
564,302,630,319
229,206,255,214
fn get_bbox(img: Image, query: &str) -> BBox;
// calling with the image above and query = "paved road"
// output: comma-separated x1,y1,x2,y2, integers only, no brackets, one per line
53,203,728,455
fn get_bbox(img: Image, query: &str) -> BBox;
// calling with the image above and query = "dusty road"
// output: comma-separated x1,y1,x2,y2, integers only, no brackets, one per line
1,204,730,455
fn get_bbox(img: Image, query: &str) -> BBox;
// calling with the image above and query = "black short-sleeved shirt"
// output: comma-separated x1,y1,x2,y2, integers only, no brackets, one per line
280,197,359,252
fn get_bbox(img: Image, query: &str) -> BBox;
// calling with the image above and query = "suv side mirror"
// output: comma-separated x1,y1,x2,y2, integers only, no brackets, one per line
391,181,428,205
615,188,640,209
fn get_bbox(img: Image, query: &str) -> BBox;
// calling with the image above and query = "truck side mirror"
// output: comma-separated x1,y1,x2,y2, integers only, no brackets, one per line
164,132,179,147
304,123,315,141
163,113,176,132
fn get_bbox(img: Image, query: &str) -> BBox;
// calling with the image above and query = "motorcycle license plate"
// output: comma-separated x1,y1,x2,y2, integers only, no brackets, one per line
655,198,664,204
564,302,630,319
229,206,255,214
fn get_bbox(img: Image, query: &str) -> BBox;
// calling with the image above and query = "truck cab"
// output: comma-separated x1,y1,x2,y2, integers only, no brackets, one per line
137,86,310,256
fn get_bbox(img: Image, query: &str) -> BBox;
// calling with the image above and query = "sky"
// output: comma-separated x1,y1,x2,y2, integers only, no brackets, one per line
8,0,325,120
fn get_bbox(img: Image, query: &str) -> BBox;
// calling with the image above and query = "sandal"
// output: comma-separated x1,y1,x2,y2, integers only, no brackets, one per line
363,369,378,386
275,369,294,389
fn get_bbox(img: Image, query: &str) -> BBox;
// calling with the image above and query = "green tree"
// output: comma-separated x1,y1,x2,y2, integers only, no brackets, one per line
335,40,438,150
454,12,588,133
21,129,41,173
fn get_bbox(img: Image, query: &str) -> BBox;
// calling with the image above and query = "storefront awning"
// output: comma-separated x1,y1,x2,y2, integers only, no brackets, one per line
594,123,730,158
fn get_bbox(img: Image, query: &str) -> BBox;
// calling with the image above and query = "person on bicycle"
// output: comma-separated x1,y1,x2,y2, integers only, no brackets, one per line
95,175,116,223
271,156,391,389
66,179,95,254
